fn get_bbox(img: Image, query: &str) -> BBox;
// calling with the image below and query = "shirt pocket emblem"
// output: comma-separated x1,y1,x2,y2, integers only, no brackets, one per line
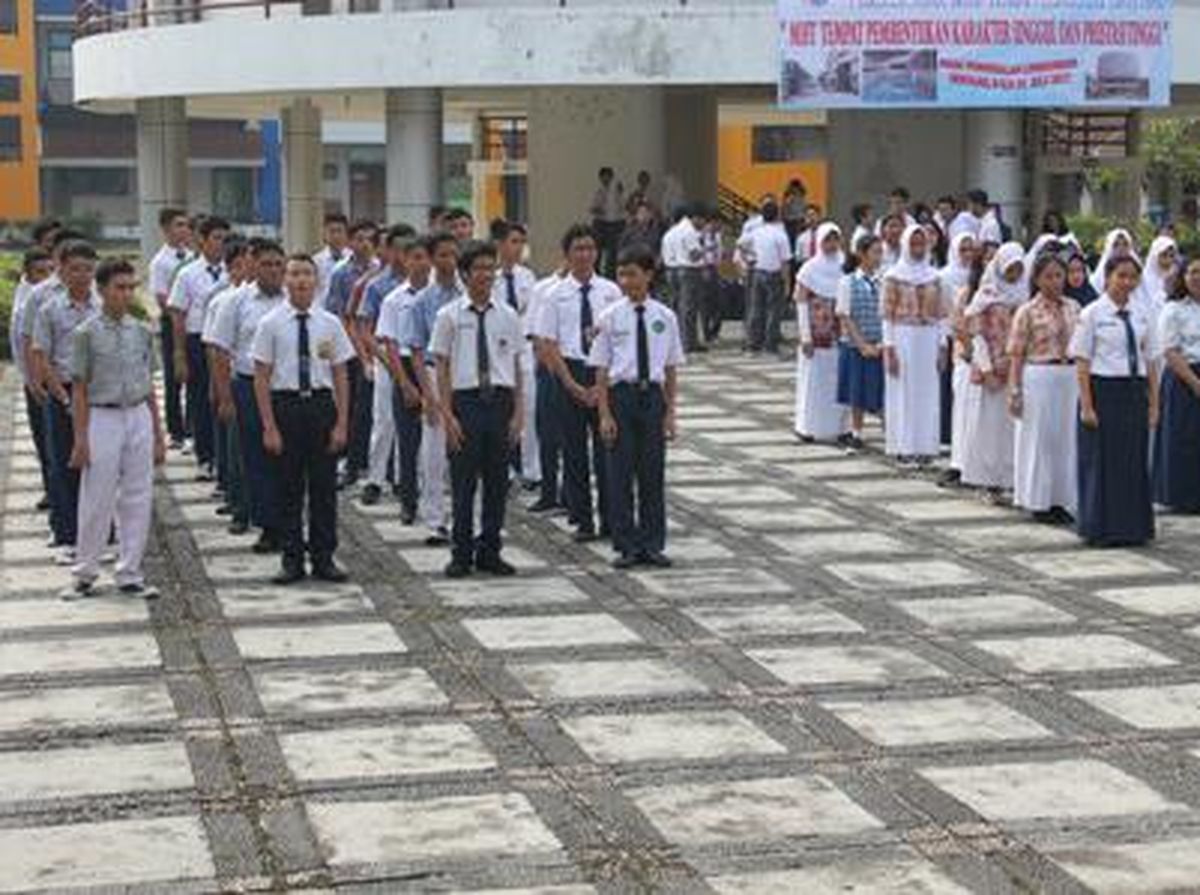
652,320,667,334
316,338,335,360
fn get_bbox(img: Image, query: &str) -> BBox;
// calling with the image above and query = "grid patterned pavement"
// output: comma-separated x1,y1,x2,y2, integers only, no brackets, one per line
4,352,1200,893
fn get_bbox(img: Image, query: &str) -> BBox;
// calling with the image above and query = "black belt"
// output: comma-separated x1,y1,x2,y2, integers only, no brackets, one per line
612,381,662,393
272,388,331,398
237,373,255,381
91,402,143,409
1028,359,1071,366
455,386,513,398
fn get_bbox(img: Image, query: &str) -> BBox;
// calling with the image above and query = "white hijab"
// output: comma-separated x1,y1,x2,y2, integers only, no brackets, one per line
969,241,1027,314
1090,228,1141,292
940,232,975,292
1141,235,1177,306
885,224,940,286
797,222,845,298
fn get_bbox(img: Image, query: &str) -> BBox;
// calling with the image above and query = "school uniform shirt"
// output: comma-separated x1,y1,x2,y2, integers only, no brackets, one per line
358,269,403,327
524,274,563,341
700,229,721,268
168,257,227,335
1070,295,1158,378
1159,298,1200,365
149,244,192,302
251,302,356,392
491,264,537,315
71,312,155,407
978,210,1004,245
399,279,466,357
211,284,287,377
202,282,245,348
531,274,622,361
795,227,821,264
375,280,424,358
949,212,981,241
741,222,792,274
9,277,34,383
591,183,625,223
588,297,685,384
430,297,522,390
20,274,62,344
324,256,375,318
33,290,101,384
313,245,346,307
662,219,702,269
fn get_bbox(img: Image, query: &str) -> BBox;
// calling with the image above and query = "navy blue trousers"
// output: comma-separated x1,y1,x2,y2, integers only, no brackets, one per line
185,333,214,467
390,357,423,517
44,384,79,545
449,388,514,564
605,384,667,558
234,376,278,534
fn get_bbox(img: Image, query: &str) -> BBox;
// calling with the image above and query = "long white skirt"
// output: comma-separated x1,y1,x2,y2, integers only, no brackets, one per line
1013,364,1078,513
794,345,845,440
885,325,942,457
949,360,972,471
961,378,1014,488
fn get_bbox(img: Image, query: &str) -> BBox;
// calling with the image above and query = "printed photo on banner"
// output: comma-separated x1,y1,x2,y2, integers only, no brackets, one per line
777,0,1173,109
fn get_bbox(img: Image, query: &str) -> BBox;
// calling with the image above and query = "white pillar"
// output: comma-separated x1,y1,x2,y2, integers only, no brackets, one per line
664,87,718,217
965,110,1025,236
385,88,443,230
281,98,323,253
135,97,188,260
526,86,665,270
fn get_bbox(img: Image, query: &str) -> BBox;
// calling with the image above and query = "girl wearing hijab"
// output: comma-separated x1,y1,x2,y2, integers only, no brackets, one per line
882,225,947,465
1089,228,1139,294
1065,251,1099,307
1072,255,1159,546
794,223,849,442
961,242,1026,497
836,235,885,450
1008,253,1081,523
1153,258,1200,512
941,233,978,484
1139,235,1179,323
879,213,905,273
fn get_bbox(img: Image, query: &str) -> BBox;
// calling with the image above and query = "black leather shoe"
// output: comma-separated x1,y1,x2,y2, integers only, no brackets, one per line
444,559,472,578
36,495,50,511
424,527,450,547
640,552,673,568
252,533,280,554
215,504,233,516
360,484,382,506
400,506,417,526
612,554,640,570
311,560,348,583
475,555,516,576
228,519,251,536
272,563,306,585
573,528,599,544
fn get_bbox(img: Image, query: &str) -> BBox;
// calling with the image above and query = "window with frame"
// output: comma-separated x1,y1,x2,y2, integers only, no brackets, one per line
211,168,254,221
48,30,74,81
0,0,17,35
0,74,20,103
750,125,828,164
0,115,21,161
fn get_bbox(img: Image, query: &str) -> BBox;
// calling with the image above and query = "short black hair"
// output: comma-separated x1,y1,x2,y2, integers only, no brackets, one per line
198,216,230,239
851,203,872,224
60,241,98,264
1104,253,1142,279
22,247,51,272
32,219,63,243
598,166,614,179
427,205,447,223
95,258,136,288
761,202,780,223
286,253,318,273
252,239,285,258
51,228,87,250
349,219,379,238
937,195,956,207
323,212,349,228
890,186,911,201
158,208,188,229
224,238,250,266
617,244,656,273
457,240,497,275
424,232,459,256
385,223,417,247
561,223,597,255
967,189,989,206
445,208,473,222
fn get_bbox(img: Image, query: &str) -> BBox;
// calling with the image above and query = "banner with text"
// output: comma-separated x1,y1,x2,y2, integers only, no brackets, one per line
778,0,1172,108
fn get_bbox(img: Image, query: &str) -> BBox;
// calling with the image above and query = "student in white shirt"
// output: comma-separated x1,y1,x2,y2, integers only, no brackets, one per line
1072,254,1158,546
313,212,349,308
592,244,683,569
168,215,229,480
739,201,793,354
527,264,568,513
966,190,1003,245
490,221,540,487
660,204,707,352
532,224,622,541
148,207,192,446
252,254,356,584
10,248,55,509
432,241,524,578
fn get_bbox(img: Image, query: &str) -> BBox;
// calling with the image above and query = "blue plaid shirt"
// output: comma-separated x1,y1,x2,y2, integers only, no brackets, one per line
358,269,402,324
398,278,464,358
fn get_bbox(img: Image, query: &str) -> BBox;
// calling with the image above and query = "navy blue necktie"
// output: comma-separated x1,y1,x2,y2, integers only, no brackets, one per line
580,282,594,355
635,304,650,387
1116,309,1139,377
297,313,312,394
504,271,519,309
207,264,221,281
474,306,491,395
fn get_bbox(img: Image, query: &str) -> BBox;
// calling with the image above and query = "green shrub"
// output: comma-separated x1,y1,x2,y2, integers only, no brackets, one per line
0,254,22,362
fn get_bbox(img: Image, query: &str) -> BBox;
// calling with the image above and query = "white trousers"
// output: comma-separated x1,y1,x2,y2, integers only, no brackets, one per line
519,345,540,482
73,405,154,587
419,371,447,532
367,358,397,487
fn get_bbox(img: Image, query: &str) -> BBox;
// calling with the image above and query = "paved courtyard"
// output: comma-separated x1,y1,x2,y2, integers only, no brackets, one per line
3,351,1200,893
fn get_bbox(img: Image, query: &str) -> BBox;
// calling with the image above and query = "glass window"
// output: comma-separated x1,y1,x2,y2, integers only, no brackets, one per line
0,0,17,35
0,74,19,103
57,168,131,196
211,168,254,221
0,115,21,161
750,126,828,164
48,30,73,81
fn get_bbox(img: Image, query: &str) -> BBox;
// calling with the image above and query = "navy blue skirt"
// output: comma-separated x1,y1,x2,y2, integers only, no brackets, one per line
1153,364,1200,512
837,343,884,413
1077,376,1155,546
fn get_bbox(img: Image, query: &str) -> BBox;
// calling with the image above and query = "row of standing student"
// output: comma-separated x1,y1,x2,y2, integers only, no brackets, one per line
790,219,1200,547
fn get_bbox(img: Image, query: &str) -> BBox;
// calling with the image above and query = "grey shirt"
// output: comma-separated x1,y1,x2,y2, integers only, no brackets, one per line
32,289,100,384
71,312,156,407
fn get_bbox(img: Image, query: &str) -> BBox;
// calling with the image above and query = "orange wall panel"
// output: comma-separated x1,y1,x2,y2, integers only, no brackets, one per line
0,0,40,222
717,124,827,214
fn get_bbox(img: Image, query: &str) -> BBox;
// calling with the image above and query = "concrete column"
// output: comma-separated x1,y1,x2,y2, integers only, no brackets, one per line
281,97,323,253
135,97,188,260
964,110,1025,236
385,88,443,230
527,86,665,270
664,87,718,216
